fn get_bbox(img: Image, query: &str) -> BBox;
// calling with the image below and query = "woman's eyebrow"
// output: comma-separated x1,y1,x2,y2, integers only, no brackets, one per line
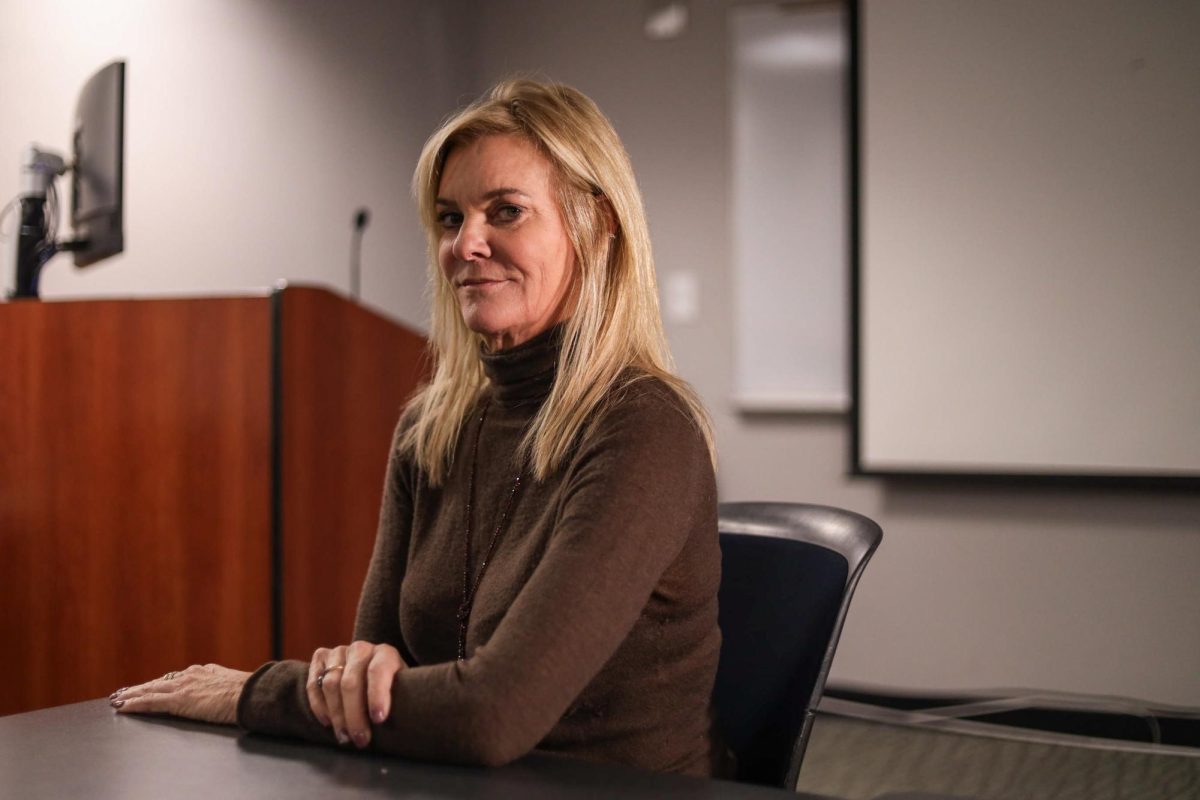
481,187,525,200
436,187,527,206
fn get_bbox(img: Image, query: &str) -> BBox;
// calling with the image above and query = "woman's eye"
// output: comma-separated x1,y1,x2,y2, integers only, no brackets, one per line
493,204,523,223
437,211,462,229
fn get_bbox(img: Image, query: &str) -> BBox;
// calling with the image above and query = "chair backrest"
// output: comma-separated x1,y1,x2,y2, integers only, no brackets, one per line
713,502,882,788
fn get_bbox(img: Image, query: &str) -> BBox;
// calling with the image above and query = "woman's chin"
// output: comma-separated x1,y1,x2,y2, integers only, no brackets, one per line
460,311,513,348
463,318,555,352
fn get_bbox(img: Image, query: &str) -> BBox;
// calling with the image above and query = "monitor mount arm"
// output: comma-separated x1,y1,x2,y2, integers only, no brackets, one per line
9,145,83,300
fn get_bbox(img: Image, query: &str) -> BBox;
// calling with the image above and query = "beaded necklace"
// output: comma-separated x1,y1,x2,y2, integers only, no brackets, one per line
456,398,525,661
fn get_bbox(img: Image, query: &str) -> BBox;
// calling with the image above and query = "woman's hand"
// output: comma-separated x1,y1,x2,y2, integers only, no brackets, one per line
307,641,405,749
110,663,251,725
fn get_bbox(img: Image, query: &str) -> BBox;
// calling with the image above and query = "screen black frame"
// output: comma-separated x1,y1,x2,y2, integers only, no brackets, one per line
70,60,125,268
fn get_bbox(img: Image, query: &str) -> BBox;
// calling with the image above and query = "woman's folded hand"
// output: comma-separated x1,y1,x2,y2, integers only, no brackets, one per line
307,641,405,749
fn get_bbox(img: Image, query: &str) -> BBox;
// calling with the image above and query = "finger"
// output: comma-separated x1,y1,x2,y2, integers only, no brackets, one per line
112,669,179,703
306,649,332,727
320,646,350,745
366,645,404,725
341,641,375,748
111,681,149,702
112,690,175,715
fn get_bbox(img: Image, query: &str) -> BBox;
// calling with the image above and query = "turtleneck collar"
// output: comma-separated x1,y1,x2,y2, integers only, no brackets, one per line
479,324,563,408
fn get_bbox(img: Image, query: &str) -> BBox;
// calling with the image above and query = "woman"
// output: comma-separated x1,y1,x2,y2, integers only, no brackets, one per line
111,79,724,776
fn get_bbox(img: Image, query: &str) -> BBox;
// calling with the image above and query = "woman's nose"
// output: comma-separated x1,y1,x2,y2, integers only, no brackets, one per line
452,216,491,263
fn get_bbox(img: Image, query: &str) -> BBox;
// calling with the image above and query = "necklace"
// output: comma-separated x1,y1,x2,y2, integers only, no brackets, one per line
457,398,525,661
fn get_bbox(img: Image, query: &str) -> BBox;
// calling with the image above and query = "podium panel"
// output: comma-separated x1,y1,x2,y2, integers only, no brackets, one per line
0,286,426,715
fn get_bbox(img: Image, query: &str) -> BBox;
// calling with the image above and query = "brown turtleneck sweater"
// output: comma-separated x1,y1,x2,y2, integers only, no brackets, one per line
237,328,723,775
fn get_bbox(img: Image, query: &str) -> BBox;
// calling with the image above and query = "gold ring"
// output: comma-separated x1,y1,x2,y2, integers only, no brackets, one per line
316,665,344,690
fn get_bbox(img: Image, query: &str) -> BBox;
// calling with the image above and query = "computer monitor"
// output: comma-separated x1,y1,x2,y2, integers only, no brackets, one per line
70,60,125,268
8,60,125,298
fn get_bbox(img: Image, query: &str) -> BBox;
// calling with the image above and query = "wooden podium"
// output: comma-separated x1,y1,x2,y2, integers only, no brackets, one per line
0,286,427,716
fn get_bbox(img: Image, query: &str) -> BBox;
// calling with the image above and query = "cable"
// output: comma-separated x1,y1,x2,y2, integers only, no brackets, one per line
43,181,59,247
0,195,20,240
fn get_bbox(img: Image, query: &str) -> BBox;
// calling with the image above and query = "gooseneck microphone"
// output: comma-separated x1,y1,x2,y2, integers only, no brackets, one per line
350,207,370,301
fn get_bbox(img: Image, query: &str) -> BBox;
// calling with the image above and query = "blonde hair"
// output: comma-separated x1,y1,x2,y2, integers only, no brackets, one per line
402,78,714,484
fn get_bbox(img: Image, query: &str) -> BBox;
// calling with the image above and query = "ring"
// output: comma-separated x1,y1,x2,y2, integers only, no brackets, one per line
316,665,344,690
162,671,179,681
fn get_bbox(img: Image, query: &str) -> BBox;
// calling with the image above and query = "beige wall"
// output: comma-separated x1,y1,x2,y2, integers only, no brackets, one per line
4,0,1198,707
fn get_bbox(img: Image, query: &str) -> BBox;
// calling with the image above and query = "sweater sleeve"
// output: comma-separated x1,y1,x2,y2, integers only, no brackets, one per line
240,386,714,766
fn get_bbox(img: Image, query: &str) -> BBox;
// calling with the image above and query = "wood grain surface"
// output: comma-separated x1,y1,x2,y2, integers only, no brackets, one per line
0,288,428,716
0,296,273,715
277,286,428,661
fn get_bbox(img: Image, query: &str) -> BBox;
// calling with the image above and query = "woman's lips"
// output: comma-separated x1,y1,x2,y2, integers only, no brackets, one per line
458,277,509,289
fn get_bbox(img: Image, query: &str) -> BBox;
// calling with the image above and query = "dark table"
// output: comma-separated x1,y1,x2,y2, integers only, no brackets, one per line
0,700,819,799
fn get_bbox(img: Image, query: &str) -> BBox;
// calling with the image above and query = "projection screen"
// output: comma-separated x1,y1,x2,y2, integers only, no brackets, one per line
854,0,1200,482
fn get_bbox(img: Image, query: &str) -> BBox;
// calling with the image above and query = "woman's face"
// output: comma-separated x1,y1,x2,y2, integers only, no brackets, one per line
436,134,576,352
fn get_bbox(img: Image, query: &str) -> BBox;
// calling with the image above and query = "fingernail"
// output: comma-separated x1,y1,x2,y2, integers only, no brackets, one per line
371,708,385,724
352,731,369,748
335,730,350,746
111,699,125,708
110,688,127,698
315,713,330,727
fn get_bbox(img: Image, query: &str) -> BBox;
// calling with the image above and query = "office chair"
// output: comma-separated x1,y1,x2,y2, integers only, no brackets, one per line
713,502,882,789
